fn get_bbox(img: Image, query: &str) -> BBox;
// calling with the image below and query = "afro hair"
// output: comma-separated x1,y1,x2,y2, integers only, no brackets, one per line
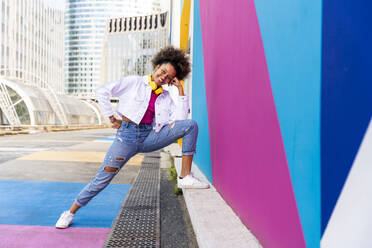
152,46,191,80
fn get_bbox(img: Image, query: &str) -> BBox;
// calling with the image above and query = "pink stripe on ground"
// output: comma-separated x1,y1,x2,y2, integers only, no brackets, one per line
0,225,110,248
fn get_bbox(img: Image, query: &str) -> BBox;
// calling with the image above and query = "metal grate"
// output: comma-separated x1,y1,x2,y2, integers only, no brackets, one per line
104,152,161,248
142,157,161,164
143,152,161,158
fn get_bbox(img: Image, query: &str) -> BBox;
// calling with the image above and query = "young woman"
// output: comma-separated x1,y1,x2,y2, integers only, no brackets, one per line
56,46,209,229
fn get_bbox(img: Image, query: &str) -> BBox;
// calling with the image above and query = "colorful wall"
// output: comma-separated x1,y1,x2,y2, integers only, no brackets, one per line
321,0,372,247
190,0,372,247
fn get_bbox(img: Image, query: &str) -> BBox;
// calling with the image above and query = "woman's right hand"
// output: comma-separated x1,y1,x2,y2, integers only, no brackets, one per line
109,116,122,129
111,119,122,129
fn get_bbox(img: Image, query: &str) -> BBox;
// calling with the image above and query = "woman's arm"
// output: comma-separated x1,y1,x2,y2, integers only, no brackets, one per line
169,78,189,121
170,96,189,121
95,76,135,127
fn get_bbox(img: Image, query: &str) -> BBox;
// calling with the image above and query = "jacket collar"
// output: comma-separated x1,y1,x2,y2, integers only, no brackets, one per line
142,75,169,95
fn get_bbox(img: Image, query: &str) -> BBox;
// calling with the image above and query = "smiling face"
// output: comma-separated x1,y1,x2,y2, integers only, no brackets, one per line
152,63,177,86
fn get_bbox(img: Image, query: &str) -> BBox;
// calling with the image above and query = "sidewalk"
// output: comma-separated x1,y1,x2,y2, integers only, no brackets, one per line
0,124,108,136
164,143,262,248
0,128,261,247
0,129,138,248
0,129,197,248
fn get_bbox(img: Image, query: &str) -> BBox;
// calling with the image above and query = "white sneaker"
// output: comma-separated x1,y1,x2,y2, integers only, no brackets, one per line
178,173,210,189
55,211,74,229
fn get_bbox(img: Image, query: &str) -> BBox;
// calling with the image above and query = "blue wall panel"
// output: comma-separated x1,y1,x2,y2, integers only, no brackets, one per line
254,1,322,247
191,0,212,183
321,0,372,233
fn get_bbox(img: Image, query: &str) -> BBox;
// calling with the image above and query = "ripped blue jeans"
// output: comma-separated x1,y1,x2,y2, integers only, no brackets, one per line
75,119,198,206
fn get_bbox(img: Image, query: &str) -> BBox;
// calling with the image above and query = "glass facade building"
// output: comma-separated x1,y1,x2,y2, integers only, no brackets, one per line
65,0,163,98
0,0,64,93
101,12,169,83
0,0,101,126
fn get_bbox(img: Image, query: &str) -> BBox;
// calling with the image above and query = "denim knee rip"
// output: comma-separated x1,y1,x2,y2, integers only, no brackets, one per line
105,156,126,172
103,152,127,171
104,166,119,172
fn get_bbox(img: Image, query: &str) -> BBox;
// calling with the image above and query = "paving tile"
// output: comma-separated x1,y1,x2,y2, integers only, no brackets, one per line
0,225,110,248
0,160,140,184
17,151,144,165
0,180,130,228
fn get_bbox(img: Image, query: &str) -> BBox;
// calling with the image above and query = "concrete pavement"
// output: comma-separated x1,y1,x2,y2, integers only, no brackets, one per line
0,128,197,248
0,129,138,248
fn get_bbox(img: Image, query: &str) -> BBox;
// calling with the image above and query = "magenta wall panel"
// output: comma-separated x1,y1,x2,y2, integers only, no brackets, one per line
198,1,305,247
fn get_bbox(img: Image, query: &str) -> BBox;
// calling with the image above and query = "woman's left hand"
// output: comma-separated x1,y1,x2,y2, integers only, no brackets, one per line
170,77,184,96
170,77,182,88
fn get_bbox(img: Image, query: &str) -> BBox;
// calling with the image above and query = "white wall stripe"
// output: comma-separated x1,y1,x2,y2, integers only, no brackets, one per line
321,117,372,248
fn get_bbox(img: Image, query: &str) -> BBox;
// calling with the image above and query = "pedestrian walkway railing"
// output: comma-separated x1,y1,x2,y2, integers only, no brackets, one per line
0,69,69,126
0,81,21,127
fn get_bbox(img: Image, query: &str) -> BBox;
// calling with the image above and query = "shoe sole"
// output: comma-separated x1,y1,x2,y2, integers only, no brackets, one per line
55,221,72,229
55,225,69,229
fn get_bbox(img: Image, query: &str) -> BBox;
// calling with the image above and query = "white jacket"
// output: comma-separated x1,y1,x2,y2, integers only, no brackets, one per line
95,75,190,132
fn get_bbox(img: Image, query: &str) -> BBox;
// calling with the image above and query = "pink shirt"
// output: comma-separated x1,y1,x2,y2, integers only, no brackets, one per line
140,92,159,124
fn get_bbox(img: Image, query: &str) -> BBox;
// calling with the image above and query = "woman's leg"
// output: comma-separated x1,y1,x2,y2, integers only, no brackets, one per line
69,202,80,214
57,124,140,228
180,154,193,178
56,138,137,228
142,119,198,177
72,138,137,212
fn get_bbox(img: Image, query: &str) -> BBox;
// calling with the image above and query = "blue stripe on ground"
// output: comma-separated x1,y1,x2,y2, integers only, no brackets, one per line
0,180,130,228
96,137,115,141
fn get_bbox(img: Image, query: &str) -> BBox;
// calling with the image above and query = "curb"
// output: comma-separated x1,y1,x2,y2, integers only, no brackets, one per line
166,144,262,248
0,125,108,136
